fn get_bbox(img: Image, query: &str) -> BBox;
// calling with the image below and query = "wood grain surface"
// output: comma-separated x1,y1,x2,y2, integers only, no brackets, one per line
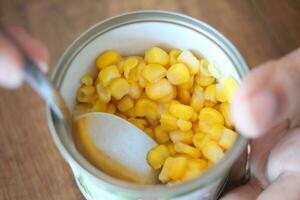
0,0,299,200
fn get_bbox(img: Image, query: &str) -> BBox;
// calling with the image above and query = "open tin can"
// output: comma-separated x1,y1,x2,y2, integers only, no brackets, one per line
48,11,249,200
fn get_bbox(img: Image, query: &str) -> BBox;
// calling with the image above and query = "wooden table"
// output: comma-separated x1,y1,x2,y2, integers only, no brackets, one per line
0,0,299,199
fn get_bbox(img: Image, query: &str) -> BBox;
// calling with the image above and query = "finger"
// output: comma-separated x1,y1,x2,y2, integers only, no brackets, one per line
5,26,48,72
232,48,300,138
257,173,300,200
221,181,262,200
0,32,23,88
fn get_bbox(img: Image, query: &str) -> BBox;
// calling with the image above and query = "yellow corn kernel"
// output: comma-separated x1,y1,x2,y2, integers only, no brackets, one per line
198,121,212,133
142,64,167,83
204,84,217,105
202,141,224,163
117,59,124,74
177,50,200,75
208,62,222,79
177,119,192,131
191,112,198,122
117,96,134,112
76,91,94,103
91,99,107,112
135,98,158,120
219,128,237,150
214,103,221,112
127,118,144,130
96,50,122,69
169,130,193,144
96,83,111,103
128,82,142,99
145,47,169,66
106,103,116,114
159,157,173,183
174,142,201,158
125,107,136,118
145,79,173,101
154,125,170,144
199,59,210,76
80,85,95,96
168,157,188,180
166,143,176,156
169,101,194,120
179,75,194,91
190,87,204,112
73,103,91,117
199,107,224,126
123,57,139,79
158,103,170,115
169,49,182,66
127,67,139,83
193,132,205,149
216,76,239,102
206,124,225,141
192,121,200,133
80,74,93,86
116,112,128,120
181,159,208,181
144,127,154,138
195,73,215,87
136,61,147,88
167,63,190,85
108,78,130,100
160,112,178,131
156,87,177,103
177,88,191,105
219,102,232,128
98,65,121,87
147,145,170,170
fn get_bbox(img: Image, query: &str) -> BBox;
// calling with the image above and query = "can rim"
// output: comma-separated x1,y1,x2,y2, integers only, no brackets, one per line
47,10,249,198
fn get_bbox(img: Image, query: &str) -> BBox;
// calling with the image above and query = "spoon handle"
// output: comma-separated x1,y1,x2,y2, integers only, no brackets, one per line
0,27,71,122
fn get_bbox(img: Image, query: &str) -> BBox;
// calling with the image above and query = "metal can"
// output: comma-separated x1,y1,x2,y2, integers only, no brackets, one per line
48,10,249,200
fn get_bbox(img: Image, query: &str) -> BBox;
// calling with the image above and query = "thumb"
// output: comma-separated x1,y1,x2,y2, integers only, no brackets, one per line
231,48,300,138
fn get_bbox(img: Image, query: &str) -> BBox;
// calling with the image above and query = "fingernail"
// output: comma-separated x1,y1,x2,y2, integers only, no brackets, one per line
0,55,23,89
232,90,278,138
38,62,48,73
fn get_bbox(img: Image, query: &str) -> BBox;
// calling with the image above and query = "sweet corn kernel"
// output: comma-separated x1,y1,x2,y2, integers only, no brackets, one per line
174,142,201,158
160,112,178,131
158,103,170,115
80,85,95,96
128,82,142,99
190,87,204,112
199,107,224,126
73,103,90,117
169,130,193,144
117,96,134,112
107,103,116,114
169,49,181,66
154,125,170,144
208,62,222,79
206,124,224,141
91,99,107,112
145,79,173,101
117,59,124,74
127,118,144,130
193,132,205,150
116,112,128,120
177,88,191,104
195,73,214,87
166,143,176,156
214,103,221,111
219,102,232,128
96,83,111,103
159,157,173,183
169,101,194,120
191,112,198,122
144,127,154,138
204,84,217,105
199,59,210,76
219,128,237,150
181,159,208,181
76,91,94,103
168,157,188,180
202,141,224,163
192,121,200,133
127,67,139,83
177,50,200,75
145,47,169,66
156,87,177,103
142,64,167,83
179,75,194,91
147,145,170,170
108,78,130,100
125,107,136,118
167,63,190,85
135,98,158,120
215,76,239,102
177,119,192,131
96,50,121,69
198,121,212,133
123,57,139,79
98,65,121,87
80,74,93,86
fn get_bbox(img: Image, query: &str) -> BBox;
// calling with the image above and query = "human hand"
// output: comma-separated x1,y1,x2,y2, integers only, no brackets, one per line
0,27,48,88
222,48,300,199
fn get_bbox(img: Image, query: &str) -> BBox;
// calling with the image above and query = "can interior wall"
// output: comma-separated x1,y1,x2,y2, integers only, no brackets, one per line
48,11,249,200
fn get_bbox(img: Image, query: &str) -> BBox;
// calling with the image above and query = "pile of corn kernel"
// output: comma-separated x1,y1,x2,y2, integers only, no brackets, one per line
74,47,239,184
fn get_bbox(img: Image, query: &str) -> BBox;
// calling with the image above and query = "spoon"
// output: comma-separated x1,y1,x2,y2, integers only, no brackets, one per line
1,28,158,184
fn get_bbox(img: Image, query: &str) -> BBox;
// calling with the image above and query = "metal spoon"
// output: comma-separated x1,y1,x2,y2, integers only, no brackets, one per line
1,28,157,184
